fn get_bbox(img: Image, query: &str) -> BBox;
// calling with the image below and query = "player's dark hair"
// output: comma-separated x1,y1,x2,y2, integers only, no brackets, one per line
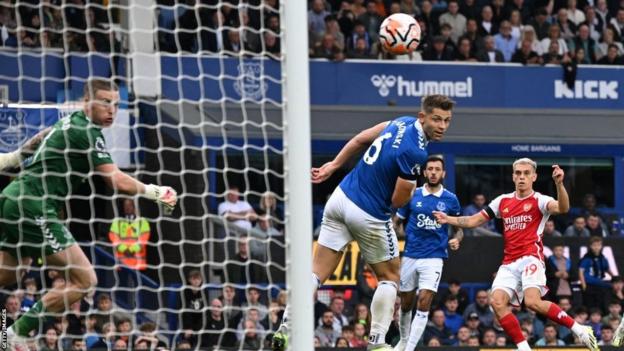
421,94,456,113
83,79,118,100
425,155,445,170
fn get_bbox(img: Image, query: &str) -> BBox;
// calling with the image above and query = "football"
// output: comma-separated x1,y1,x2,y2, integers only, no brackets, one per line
379,13,421,55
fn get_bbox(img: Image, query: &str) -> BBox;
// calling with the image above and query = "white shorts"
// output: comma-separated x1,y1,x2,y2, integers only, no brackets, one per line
399,257,443,292
317,187,399,264
491,255,548,307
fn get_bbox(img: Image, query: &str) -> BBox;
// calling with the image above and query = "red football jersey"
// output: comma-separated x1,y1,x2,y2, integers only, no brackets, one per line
480,191,554,264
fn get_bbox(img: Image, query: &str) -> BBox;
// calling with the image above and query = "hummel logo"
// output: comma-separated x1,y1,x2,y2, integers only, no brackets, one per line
416,201,422,207
371,75,397,97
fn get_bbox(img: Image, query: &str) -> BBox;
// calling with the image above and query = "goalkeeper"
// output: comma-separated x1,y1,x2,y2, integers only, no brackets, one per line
0,79,177,349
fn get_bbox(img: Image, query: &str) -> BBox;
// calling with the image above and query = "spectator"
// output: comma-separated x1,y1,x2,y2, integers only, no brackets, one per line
420,0,440,36
328,296,349,334
478,6,499,36
358,1,383,41
70,338,86,350
335,336,350,347
518,26,544,55
438,279,470,313
203,298,235,348
555,8,577,41
477,35,505,62
496,335,508,346
351,303,372,327
461,194,497,234
583,8,601,40
423,35,454,60
546,244,573,301
597,43,624,64
321,15,345,51
541,24,570,55
389,2,402,15
250,214,272,259
509,10,523,39
439,22,458,52
543,219,562,236
455,36,478,60
238,319,263,349
180,270,207,341
603,300,623,325
463,290,494,328
243,287,268,321
556,297,574,340
481,328,497,346
261,301,283,332
607,276,624,306
352,322,368,347
512,38,542,63
520,317,538,344
457,326,471,346
565,216,590,236
461,18,486,54
315,310,341,347
225,236,268,285
536,323,566,346
427,336,442,346
596,27,624,61
108,198,151,270
569,24,597,63
510,0,531,24
443,295,463,334
467,335,480,346
542,40,565,64
580,194,608,228
599,325,614,345
4,294,20,326
236,307,266,342
588,308,603,338
40,325,59,350
308,0,330,38
465,312,482,337
264,31,281,58
346,21,372,54
460,0,479,19
218,186,257,231
135,322,168,350
348,37,375,58
530,8,551,40
313,291,328,325
495,20,520,61
566,0,586,25
351,0,367,18
400,0,420,17
609,8,624,39
587,213,608,237
313,32,345,60
491,0,509,25
20,277,38,312
423,309,455,345
439,0,467,43
579,236,614,311
116,317,134,346
220,284,243,328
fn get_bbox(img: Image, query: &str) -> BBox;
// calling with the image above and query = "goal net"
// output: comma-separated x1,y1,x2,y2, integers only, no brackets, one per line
0,0,312,350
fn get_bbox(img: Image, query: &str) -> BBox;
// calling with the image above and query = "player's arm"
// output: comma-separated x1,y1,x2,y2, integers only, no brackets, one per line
391,177,415,208
392,214,406,238
96,163,177,210
433,211,488,229
546,165,570,215
448,226,463,251
311,121,389,184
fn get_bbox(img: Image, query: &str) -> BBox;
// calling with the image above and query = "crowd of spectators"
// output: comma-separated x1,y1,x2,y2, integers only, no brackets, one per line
305,0,624,64
0,0,121,52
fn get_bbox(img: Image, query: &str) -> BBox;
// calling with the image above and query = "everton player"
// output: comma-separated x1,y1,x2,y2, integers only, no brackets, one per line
272,95,455,351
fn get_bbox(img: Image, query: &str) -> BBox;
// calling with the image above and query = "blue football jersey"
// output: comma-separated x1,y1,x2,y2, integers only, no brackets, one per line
339,116,428,220
398,186,461,259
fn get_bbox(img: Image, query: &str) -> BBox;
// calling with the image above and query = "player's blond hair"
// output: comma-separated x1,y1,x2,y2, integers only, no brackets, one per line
513,158,537,172
83,79,118,100
421,95,456,113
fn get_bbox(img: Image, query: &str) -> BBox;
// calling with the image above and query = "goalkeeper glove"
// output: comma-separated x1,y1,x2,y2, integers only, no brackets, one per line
144,184,178,212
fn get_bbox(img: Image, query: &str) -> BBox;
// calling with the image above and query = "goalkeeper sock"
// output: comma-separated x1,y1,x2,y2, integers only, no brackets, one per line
13,300,45,337
368,280,397,345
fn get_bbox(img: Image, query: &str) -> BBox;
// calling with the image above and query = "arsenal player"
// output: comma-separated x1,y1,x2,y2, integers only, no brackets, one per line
433,158,598,351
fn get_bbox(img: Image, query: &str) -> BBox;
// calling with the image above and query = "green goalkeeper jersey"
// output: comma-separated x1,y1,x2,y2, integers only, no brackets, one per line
3,110,114,206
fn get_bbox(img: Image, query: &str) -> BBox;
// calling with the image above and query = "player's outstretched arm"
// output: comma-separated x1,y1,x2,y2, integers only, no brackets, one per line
311,121,389,184
547,165,570,215
433,211,487,229
96,163,177,211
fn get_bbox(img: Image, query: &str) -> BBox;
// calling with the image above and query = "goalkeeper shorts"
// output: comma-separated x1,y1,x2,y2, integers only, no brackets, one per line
0,196,76,259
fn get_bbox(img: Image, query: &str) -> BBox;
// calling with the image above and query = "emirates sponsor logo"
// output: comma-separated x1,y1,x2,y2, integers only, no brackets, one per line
503,214,533,231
